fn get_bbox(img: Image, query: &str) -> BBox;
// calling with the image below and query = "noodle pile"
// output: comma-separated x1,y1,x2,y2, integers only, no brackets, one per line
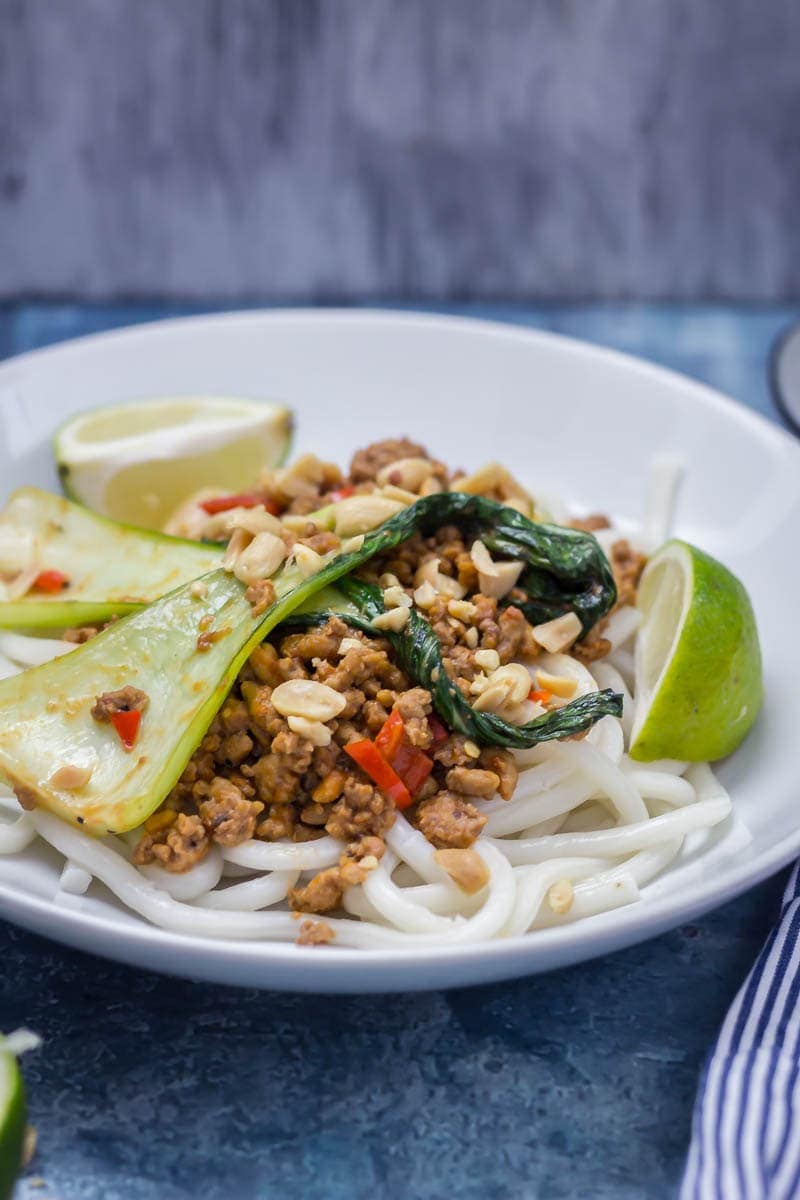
0,461,735,949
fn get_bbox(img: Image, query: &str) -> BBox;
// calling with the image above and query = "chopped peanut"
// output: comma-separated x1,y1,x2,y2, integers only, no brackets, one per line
548,879,574,914
433,848,490,895
49,763,93,790
532,612,583,653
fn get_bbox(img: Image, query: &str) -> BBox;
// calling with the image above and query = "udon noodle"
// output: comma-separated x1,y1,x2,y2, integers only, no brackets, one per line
0,459,734,949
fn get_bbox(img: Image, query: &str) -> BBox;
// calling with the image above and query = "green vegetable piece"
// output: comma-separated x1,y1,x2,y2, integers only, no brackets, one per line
0,488,223,629
316,491,617,633
291,577,623,748
0,561,363,836
0,1048,26,1200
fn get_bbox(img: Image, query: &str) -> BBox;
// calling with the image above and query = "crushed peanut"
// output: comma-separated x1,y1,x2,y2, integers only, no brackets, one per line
433,848,490,894
548,879,575,914
532,612,582,653
50,763,93,790
447,598,477,622
383,584,412,609
332,495,405,537
474,648,501,673
287,714,333,746
233,531,287,586
189,580,208,600
376,456,435,491
222,527,251,570
535,669,578,698
413,580,438,609
271,679,347,722
293,543,324,579
371,607,410,632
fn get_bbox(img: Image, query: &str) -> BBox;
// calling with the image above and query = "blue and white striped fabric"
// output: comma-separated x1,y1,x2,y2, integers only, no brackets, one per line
682,862,800,1199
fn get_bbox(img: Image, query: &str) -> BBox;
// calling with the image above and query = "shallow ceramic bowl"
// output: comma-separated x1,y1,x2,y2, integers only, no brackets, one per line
0,310,796,992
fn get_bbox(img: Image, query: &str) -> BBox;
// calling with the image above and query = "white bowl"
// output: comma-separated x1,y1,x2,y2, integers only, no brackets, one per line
0,309,797,993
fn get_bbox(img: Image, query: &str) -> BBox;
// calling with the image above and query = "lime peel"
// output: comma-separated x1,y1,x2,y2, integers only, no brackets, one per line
0,1029,38,1200
630,539,762,762
54,396,293,529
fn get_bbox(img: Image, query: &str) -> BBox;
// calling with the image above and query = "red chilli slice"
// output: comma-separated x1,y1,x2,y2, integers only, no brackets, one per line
33,569,69,593
344,739,413,810
199,493,280,516
110,709,142,751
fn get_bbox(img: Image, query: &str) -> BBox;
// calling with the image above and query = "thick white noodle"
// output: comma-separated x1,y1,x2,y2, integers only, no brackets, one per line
520,813,569,839
0,632,74,666
58,860,92,896
196,868,299,911
623,769,696,807
31,808,519,948
555,740,649,824
585,714,625,762
393,882,484,917
685,762,729,802
642,455,683,550
385,814,452,885
533,873,640,927
221,837,343,872
634,758,689,776
0,812,36,854
477,753,576,820
361,852,455,933
536,839,684,927
559,801,614,834
591,662,634,741
607,648,635,689
483,775,595,838
1,458,740,947
603,605,641,650
486,795,731,866
505,857,611,936
341,887,389,926
139,847,224,901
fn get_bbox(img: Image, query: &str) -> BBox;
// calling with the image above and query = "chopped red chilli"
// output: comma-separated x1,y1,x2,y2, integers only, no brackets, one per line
33,569,69,593
199,493,280,516
344,739,413,810
110,708,142,751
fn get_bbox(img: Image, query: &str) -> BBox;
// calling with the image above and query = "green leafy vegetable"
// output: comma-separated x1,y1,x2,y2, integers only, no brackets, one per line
290,577,623,748
0,488,223,629
316,492,617,633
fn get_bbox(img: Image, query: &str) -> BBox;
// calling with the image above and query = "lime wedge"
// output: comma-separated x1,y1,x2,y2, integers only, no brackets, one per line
630,539,762,762
54,396,293,529
0,1049,26,1200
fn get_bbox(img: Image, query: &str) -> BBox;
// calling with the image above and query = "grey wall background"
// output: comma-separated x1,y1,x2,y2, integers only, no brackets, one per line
1,0,799,302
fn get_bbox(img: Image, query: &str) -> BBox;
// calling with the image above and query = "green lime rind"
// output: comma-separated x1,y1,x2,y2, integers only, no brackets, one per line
0,1053,26,1200
630,539,763,763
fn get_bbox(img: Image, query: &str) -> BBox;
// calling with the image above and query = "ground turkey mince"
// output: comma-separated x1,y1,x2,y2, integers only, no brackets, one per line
131,438,641,916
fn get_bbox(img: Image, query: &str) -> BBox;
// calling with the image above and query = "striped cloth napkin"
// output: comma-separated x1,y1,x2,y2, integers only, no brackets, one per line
682,862,800,1199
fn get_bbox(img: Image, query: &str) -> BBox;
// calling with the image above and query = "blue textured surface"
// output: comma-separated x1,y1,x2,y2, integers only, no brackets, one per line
1,304,797,1200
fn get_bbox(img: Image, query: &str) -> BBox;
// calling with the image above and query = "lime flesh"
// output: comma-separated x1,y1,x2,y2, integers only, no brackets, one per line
54,396,293,529
0,1053,26,1200
630,539,762,762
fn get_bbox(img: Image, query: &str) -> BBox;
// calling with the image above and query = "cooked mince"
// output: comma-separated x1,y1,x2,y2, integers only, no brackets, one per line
131,438,642,915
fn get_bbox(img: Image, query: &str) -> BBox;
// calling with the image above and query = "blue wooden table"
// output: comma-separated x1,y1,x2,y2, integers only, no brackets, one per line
2,303,797,1200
